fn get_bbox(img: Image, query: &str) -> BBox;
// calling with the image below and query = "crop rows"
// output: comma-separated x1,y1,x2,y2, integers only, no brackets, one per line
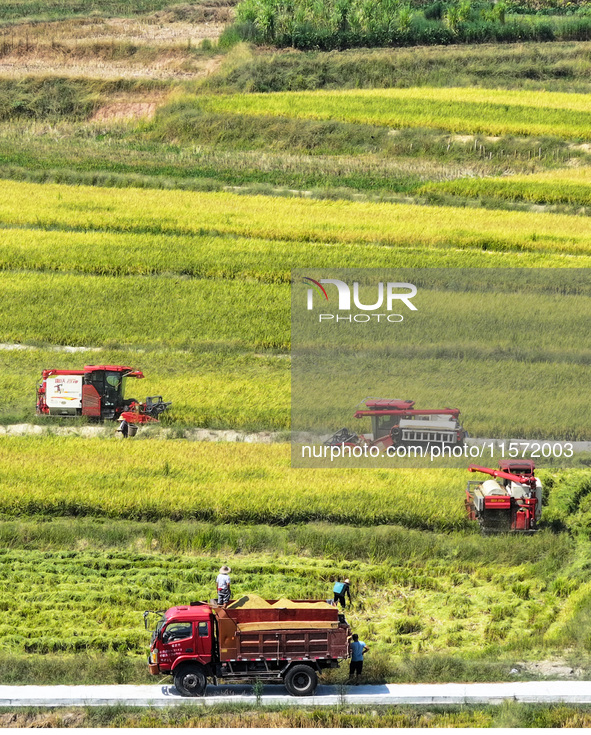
1,180,591,255
0,271,288,351
198,87,591,139
0,541,571,662
2,271,591,435
0,437,589,528
0,437,468,529
3,272,590,351
4,226,591,284
422,166,591,207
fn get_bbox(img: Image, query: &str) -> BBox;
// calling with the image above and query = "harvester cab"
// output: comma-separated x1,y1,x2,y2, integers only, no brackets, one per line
36,365,171,427
324,397,466,450
466,460,542,534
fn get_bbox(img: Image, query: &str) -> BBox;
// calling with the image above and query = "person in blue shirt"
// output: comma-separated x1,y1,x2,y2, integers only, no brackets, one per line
333,578,352,608
349,633,369,683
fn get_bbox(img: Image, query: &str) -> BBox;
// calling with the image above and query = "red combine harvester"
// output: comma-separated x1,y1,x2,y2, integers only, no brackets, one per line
145,596,351,697
465,460,542,534
36,365,170,425
325,398,467,450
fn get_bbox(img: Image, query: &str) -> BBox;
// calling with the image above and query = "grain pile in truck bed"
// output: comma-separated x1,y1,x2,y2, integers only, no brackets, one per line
228,594,272,609
272,598,333,609
228,595,334,610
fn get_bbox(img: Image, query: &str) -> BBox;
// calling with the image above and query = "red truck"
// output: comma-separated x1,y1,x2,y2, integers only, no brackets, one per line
145,597,351,697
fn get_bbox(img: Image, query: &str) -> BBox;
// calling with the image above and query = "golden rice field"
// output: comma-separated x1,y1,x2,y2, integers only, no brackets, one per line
8,226,591,281
197,87,591,139
4,18,591,702
0,436,468,530
1,179,591,254
422,166,591,207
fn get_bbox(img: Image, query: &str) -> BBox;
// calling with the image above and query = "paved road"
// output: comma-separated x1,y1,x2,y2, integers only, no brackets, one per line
2,682,591,707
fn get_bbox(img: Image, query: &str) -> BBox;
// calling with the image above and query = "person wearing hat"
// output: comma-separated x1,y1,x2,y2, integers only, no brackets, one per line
116,417,129,439
333,577,352,609
216,565,232,606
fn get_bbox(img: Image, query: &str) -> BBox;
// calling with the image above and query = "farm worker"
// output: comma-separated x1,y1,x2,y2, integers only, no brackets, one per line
348,634,369,683
216,565,231,606
117,418,129,438
333,578,351,609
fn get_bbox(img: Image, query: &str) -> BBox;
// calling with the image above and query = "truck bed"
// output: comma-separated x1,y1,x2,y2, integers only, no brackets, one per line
214,598,349,662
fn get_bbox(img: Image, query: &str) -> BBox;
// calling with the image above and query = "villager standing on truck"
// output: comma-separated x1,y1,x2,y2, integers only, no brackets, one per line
333,578,351,609
348,633,369,683
216,565,231,606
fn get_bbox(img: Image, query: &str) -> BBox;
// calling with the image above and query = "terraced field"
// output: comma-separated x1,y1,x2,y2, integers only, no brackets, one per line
2,0,591,711
199,87,591,139
422,166,591,207
3,179,591,251
1,180,591,433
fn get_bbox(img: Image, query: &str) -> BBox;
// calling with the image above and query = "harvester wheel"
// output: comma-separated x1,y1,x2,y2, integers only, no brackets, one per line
284,664,318,696
174,664,207,696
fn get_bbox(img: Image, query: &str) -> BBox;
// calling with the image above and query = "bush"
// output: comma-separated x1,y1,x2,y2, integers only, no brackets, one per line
424,1,445,19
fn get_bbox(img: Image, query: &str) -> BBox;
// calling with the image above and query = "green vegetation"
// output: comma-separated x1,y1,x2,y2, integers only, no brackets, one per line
0,271,287,350
201,42,591,94
0,437,588,528
12,702,591,727
1,120,585,205
422,166,591,209
0,437,468,528
197,86,591,140
1,180,591,434
3,2,591,710
3,179,591,253
0,78,165,122
230,0,591,50
0,512,586,682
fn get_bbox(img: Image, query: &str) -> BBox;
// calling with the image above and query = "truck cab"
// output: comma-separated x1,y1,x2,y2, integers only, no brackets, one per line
149,604,214,676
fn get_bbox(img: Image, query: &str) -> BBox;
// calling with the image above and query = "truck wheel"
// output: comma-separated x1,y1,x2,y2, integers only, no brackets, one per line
284,665,318,697
173,665,207,697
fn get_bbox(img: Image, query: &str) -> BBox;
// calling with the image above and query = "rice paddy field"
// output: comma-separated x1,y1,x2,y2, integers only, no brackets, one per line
422,166,591,207
2,0,591,724
198,86,591,139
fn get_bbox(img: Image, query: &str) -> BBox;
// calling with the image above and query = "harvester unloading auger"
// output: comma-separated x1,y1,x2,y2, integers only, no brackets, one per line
465,460,542,534
36,365,171,431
